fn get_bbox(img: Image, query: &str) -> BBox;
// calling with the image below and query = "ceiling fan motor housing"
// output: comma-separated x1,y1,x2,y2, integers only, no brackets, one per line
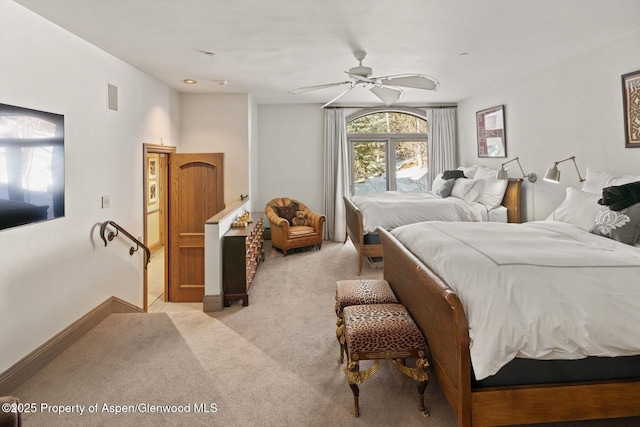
350,51,372,77
348,65,373,78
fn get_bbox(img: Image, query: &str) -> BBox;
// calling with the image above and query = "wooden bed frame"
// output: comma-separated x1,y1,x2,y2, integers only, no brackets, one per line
344,178,523,275
378,227,640,427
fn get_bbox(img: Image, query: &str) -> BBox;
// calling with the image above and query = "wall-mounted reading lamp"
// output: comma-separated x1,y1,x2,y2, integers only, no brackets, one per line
496,157,537,182
543,156,585,183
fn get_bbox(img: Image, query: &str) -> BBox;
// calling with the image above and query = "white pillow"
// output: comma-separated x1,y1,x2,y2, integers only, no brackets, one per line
474,167,509,208
431,173,455,198
473,166,499,180
582,167,640,194
451,178,485,204
457,165,479,179
546,187,601,230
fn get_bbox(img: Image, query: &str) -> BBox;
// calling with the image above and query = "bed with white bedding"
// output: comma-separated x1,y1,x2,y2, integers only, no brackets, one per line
379,221,640,426
377,166,640,426
351,191,490,234
391,220,640,380
344,169,522,274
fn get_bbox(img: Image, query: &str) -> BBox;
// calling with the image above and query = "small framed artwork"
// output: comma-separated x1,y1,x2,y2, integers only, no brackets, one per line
148,157,157,179
476,105,506,158
148,181,157,205
622,69,640,148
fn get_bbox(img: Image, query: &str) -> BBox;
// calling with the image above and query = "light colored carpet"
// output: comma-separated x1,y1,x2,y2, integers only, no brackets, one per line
147,248,165,311
11,241,640,426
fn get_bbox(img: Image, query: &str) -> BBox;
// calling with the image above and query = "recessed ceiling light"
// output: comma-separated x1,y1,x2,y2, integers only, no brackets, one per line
459,52,469,56
201,51,215,57
183,79,197,84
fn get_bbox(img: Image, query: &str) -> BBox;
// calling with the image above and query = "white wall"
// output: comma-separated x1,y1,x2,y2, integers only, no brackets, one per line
257,104,324,215
180,93,250,207
458,31,640,221
0,1,180,373
248,95,259,212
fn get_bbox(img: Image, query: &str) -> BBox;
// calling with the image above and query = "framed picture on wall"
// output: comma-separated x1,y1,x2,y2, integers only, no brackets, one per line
148,181,157,205
476,105,506,158
148,157,157,179
622,69,640,148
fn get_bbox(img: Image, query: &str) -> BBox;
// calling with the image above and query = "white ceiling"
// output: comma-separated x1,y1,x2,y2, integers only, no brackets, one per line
15,0,640,106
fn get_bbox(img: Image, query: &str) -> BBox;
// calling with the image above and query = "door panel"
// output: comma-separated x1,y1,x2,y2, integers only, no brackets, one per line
169,153,224,302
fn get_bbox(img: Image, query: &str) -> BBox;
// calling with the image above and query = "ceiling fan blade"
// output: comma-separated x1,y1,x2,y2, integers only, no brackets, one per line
377,74,440,91
321,86,355,108
369,85,404,106
289,81,351,94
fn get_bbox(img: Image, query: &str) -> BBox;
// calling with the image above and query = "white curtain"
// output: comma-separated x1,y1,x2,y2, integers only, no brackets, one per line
323,108,349,242
427,107,457,186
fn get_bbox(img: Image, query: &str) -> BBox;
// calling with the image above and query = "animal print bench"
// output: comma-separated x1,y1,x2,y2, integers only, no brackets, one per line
342,303,429,418
335,279,398,363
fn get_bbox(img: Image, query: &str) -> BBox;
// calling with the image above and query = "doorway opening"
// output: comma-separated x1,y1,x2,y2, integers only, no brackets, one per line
143,144,174,312
143,145,224,311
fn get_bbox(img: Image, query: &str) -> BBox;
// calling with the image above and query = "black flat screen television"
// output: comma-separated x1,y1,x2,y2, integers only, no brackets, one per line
0,103,65,230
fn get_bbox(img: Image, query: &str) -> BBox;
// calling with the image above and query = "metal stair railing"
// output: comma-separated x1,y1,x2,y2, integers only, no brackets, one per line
99,220,151,269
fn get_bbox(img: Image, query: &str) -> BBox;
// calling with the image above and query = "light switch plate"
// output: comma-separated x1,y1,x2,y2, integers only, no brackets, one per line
102,195,110,208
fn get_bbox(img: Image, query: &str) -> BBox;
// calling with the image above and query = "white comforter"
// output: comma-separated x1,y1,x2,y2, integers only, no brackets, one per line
351,192,488,234
391,220,640,380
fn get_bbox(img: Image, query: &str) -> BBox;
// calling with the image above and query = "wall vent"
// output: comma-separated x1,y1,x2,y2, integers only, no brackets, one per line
107,83,118,111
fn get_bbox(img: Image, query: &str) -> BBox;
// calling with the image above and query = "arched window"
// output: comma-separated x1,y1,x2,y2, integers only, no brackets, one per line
347,110,428,195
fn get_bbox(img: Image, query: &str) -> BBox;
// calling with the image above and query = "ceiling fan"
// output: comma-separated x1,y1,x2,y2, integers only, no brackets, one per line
290,51,439,108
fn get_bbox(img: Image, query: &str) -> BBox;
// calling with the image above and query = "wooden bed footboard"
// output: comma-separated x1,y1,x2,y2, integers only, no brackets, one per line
344,196,382,275
379,228,640,427
379,228,473,425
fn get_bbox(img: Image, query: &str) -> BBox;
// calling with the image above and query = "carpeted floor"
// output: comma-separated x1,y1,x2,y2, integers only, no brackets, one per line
10,241,640,426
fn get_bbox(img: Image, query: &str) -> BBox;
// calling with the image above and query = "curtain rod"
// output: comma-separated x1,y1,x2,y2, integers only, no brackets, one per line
324,104,457,109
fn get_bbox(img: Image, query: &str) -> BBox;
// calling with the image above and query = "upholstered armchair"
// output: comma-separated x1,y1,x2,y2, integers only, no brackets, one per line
265,198,325,255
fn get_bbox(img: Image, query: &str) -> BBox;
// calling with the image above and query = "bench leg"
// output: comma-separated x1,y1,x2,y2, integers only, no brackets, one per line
345,358,379,418
336,317,346,364
416,353,430,417
417,379,429,417
393,351,430,416
349,383,360,418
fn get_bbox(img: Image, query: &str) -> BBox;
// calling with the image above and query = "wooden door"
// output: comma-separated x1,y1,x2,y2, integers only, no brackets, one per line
168,153,224,302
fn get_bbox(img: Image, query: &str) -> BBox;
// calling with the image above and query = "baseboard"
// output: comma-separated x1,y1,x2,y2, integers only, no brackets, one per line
203,294,223,312
0,296,142,395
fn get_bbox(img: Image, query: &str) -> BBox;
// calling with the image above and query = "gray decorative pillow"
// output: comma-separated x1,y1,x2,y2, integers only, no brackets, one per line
431,174,456,198
589,203,640,245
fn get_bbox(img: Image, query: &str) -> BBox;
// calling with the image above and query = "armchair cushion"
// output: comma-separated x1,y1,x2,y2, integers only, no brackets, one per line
289,225,315,236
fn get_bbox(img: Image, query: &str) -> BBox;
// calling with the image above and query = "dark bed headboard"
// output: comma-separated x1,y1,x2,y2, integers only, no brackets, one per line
502,178,523,223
